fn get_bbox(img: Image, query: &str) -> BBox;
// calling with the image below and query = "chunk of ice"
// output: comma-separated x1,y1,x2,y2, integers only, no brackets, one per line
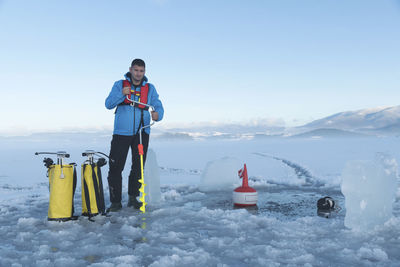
199,157,240,191
144,149,161,204
341,154,398,230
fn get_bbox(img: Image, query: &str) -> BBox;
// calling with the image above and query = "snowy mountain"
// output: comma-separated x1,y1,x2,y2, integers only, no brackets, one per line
159,106,400,138
300,106,400,133
172,106,400,138
291,128,370,138
1,106,400,140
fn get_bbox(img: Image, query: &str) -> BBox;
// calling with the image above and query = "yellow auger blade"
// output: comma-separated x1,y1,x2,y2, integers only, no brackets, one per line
138,152,146,213
139,184,147,190
139,202,147,212
139,194,147,203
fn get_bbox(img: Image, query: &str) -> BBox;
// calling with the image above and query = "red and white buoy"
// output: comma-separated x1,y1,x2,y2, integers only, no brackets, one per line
233,164,257,206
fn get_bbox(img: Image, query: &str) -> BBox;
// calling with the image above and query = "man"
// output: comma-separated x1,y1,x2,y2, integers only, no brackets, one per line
105,59,164,212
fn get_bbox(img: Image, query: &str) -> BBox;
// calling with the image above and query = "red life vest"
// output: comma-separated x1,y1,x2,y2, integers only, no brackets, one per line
122,80,149,110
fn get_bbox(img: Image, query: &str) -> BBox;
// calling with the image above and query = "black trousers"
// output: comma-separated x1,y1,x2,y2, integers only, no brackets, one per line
107,133,149,204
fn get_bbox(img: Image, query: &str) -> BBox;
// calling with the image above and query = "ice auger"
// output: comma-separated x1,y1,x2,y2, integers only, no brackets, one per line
125,95,156,213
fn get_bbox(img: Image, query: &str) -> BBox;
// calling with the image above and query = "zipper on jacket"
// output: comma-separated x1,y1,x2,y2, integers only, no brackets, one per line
132,83,140,136
133,108,135,136
133,94,136,136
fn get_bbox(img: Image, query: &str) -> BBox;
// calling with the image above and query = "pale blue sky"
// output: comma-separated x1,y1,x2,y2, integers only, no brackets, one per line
0,0,399,135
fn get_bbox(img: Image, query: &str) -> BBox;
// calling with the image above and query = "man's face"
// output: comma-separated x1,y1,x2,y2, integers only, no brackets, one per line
130,65,145,83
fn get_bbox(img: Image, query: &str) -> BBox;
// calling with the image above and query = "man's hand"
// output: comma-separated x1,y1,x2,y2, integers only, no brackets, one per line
151,111,159,121
122,87,131,95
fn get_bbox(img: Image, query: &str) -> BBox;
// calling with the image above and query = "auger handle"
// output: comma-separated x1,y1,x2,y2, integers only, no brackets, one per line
124,96,157,143
125,96,155,110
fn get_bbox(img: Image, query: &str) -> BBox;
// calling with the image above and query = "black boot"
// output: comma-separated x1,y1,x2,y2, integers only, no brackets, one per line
127,195,142,209
106,202,122,212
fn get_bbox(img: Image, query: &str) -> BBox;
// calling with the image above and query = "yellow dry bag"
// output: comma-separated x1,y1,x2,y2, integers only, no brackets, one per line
81,151,107,218
36,151,77,221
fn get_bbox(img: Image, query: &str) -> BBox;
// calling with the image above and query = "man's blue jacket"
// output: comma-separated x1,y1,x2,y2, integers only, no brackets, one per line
105,73,164,136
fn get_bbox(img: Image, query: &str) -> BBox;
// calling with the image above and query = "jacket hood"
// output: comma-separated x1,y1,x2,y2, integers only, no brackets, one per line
124,72,148,85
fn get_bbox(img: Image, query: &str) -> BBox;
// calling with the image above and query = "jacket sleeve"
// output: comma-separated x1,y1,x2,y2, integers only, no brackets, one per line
149,84,164,121
105,80,125,110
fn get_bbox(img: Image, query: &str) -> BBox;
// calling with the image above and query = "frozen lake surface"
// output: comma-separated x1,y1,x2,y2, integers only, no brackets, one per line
0,136,400,266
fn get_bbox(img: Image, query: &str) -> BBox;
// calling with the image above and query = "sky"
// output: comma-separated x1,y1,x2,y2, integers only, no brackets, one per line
0,0,399,135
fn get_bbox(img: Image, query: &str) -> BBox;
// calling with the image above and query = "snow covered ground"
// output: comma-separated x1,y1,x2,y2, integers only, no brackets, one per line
1,136,400,266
